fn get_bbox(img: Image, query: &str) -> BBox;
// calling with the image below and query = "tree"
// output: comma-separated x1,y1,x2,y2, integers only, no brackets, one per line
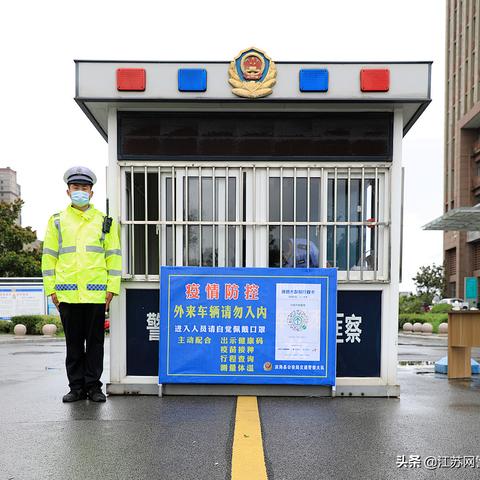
412,263,445,304
0,199,42,277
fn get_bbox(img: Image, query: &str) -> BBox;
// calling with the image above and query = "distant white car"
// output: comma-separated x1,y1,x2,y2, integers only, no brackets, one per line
439,298,469,309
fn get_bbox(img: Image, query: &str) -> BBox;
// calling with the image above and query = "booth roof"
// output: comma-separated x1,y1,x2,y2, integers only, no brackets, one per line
74,60,432,141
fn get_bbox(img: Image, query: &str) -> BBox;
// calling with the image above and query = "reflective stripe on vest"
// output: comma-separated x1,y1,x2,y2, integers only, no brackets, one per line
105,249,121,257
43,247,58,258
86,245,105,253
86,284,107,291
42,269,55,277
108,269,122,276
53,214,62,247
53,214,77,255
59,246,77,254
55,284,78,291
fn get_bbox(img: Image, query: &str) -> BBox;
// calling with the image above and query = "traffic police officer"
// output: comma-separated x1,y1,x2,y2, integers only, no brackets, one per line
41,166,122,403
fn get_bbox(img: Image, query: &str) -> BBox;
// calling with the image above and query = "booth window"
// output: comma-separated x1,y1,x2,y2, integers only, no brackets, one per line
118,112,393,161
182,174,238,267
268,173,321,268
120,165,388,282
122,166,242,277
326,173,380,275
266,167,387,281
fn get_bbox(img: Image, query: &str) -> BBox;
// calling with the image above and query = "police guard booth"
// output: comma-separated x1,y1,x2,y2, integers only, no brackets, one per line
75,48,431,397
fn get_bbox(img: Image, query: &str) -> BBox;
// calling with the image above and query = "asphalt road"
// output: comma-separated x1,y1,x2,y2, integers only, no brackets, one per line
1,335,479,480
398,333,480,364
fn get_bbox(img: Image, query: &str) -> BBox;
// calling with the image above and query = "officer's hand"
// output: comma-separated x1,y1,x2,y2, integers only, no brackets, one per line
51,293,59,310
105,292,114,312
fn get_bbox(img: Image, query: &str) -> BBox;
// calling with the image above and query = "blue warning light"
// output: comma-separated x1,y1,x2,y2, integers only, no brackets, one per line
178,69,207,92
299,69,329,92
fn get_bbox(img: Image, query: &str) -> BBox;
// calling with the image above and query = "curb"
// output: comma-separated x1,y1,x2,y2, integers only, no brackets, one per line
0,335,65,345
398,333,447,340
397,332,447,347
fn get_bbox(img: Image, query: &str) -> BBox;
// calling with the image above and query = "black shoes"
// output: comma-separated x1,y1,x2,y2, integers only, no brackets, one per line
62,388,107,402
62,389,87,403
87,388,107,402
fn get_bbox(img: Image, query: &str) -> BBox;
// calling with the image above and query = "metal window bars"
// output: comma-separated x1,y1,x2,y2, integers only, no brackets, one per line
120,163,390,283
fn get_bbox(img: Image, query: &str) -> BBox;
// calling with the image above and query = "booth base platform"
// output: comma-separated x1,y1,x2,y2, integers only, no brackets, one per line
107,382,400,398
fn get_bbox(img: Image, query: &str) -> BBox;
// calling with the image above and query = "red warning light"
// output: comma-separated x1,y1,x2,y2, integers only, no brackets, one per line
116,68,146,91
360,69,390,92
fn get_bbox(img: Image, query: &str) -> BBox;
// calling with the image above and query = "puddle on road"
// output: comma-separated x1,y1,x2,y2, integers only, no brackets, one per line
398,361,436,375
398,361,435,366
29,343,65,347
10,351,58,355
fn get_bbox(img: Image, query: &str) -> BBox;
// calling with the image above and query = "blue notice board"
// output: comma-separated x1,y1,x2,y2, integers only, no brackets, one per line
159,267,337,385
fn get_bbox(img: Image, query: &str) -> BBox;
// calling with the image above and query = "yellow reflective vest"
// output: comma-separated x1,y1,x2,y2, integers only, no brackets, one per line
41,204,122,304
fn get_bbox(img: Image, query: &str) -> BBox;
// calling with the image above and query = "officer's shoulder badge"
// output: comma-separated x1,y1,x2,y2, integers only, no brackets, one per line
228,47,277,99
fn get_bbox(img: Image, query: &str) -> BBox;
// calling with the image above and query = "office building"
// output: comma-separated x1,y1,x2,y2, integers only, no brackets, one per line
443,0,480,298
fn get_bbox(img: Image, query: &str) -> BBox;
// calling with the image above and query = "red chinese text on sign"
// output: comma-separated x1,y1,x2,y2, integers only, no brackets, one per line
185,283,200,299
205,283,220,300
244,283,260,300
225,283,239,300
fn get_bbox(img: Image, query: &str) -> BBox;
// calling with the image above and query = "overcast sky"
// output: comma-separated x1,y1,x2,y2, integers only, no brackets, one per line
1,0,445,292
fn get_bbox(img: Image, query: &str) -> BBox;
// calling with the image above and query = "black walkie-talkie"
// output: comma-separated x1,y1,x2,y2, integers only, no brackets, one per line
102,198,113,234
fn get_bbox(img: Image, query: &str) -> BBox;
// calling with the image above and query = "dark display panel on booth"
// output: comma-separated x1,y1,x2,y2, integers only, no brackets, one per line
118,112,393,161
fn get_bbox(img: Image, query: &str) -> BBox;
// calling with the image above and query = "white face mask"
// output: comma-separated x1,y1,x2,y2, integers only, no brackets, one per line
70,190,90,207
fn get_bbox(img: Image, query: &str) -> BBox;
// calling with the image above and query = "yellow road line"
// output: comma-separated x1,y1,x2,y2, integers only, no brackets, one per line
231,396,268,480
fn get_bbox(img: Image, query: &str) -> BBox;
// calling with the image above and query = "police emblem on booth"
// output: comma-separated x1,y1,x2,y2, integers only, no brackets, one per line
228,47,277,99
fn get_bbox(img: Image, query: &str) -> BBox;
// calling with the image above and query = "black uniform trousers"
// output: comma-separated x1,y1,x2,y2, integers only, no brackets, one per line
58,302,105,392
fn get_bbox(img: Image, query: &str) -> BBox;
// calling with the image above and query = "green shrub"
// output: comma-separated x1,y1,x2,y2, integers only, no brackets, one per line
9,315,44,334
399,313,448,333
33,316,63,335
430,303,452,313
399,295,430,314
10,315,62,335
0,320,11,333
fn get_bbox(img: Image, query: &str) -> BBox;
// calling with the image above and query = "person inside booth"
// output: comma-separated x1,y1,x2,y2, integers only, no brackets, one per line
282,238,319,268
